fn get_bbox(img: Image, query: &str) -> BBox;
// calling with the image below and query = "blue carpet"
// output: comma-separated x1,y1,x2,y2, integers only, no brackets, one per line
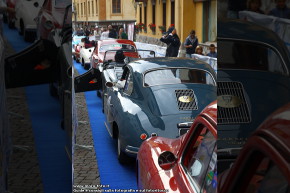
74,60,137,190
3,24,72,193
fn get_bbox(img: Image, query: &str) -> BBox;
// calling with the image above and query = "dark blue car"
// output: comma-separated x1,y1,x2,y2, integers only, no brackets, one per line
217,19,290,152
103,57,217,163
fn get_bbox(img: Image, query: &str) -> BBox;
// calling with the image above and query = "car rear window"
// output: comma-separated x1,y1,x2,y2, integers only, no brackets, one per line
218,40,286,75
99,44,136,52
144,68,215,87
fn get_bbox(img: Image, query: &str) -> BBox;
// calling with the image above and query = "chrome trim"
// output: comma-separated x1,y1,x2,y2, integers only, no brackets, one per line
178,122,193,128
125,146,139,154
218,38,289,76
142,67,217,88
179,128,190,136
104,121,113,138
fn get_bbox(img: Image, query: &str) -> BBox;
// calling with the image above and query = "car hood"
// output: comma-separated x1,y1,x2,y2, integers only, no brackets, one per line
218,69,290,149
98,51,138,62
147,84,216,116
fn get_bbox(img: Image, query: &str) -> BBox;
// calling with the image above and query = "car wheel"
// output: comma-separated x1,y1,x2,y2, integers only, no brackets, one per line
76,57,80,63
8,19,15,29
73,55,76,60
97,90,102,98
117,135,131,164
84,63,90,70
81,59,85,66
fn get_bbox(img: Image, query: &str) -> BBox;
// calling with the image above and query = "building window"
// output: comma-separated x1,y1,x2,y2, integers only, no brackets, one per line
96,0,98,15
88,1,90,15
163,2,166,26
152,4,155,24
112,0,121,13
140,6,142,23
171,1,175,25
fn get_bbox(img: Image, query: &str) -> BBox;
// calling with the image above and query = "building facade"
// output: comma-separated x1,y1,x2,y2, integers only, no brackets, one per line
73,0,137,31
135,0,216,46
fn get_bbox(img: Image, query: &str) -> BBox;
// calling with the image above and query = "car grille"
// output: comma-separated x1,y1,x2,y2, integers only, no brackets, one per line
217,81,250,124
175,89,198,111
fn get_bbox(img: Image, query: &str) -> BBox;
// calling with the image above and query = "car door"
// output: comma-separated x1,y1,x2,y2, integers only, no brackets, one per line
5,39,58,88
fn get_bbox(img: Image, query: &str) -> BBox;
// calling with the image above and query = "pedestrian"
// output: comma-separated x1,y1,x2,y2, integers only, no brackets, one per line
207,44,217,58
119,27,128,39
160,26,181,57
0,2,14,34
227,0,247,19
108,25,117,39
268,0,290,19
195,46,204,56
100,27,109,40
247,0,265,14
184,30,199,58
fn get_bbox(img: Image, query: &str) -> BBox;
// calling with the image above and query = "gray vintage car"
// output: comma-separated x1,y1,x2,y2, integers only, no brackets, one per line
102,57,217,163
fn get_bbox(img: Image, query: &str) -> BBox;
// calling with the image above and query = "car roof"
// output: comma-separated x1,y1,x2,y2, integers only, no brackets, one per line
218,19,290,67
255,103,290,156
128,57,216,76
98,39,136,46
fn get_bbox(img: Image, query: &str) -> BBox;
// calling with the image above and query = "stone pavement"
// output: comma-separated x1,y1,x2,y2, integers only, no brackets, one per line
73,70,101,190
4,39,44,193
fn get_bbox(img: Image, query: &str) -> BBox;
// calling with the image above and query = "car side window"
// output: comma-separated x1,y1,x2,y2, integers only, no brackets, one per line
124,69,133,96
245,157,289,193
181,125,217,193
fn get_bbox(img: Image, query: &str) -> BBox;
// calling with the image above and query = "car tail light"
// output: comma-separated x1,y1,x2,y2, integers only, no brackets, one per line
140,133,147,140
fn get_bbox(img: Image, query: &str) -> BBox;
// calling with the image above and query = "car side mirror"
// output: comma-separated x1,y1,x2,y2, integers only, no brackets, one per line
158,151,177,170
190,160,203,176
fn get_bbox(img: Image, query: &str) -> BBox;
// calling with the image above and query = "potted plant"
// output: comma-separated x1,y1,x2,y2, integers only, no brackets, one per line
158,25,166,33
136,22,146,32
148,23,156,34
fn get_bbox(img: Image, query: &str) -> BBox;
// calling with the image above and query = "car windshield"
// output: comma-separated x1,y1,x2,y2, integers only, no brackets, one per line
144,68,215,87
99,44,136,52
55,0,71,8
218,40,286,75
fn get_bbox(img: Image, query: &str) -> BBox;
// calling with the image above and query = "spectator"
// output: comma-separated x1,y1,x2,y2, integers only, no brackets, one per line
268,0,290,19
207,44,217,58
227,0,247,19
0,3,14,34
247,0,265,14
184,30,199,58
119,27,128,40
100,28,109,40
160,27,181,57
195,46,204,56
108,25,117,39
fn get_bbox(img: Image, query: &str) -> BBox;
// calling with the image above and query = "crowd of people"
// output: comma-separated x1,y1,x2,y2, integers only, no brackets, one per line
160,26,217,58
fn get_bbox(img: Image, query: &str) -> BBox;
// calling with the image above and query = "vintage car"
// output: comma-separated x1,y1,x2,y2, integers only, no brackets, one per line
137,101,217,193
79,45,94,70
3,0,16,28
14,0,44,42
101,57,217,163
90,39,138,69
217,19,290,152
218,103,290,193
36,0,71,41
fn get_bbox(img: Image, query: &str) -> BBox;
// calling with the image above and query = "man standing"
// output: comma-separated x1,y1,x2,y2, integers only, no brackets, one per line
268,0,290,19
119,27,128,39
108,25,117,39
207,44,217,58
184,30,198,58
160,27,181,57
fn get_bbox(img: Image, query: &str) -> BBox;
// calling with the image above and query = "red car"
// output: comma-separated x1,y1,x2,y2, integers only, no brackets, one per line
90,39,139,69
218,103,290,193
36,0,70,40
137,101,217,193
5,0,16,28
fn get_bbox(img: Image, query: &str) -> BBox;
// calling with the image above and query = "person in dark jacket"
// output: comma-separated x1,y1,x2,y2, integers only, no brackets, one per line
184,30,198,58
160,27,181,57
108,25,117,39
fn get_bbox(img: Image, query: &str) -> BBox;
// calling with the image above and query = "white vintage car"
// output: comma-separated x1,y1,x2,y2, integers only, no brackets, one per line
79,45,94,70
14,0,44,41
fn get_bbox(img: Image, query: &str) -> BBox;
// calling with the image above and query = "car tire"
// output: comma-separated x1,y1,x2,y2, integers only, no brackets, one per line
73,55,76,60
81,59,84,66
117,134,131,164
8,20,15,29
97,90,101,98
76,57,80,63
84,63,90,70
